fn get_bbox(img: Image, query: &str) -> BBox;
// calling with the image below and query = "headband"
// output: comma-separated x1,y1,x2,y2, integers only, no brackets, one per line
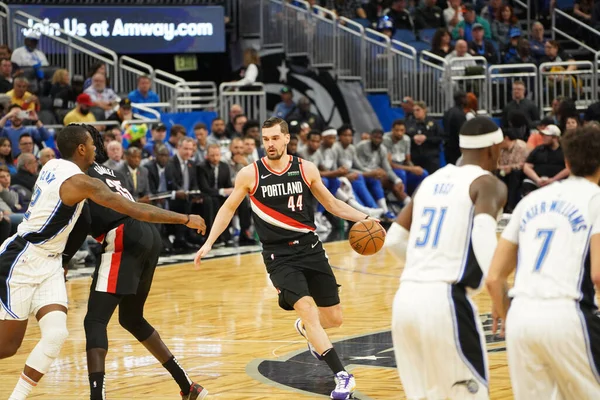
322,129,337,137
459,129,503,149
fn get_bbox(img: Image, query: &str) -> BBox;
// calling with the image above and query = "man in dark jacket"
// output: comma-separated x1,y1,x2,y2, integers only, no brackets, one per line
415,0,444,30
501,80,540,129
287,96,326,132
405,101,446,172
443,91,467,165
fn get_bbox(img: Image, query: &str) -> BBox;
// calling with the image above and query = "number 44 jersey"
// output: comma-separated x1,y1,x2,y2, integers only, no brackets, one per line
402,164,491,291
86,162,135,238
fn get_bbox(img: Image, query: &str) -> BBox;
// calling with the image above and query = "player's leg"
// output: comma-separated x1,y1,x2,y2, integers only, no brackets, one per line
406,169,428,195
364,176,394,218
118,237,207,399
350,175,379,209
0,319,28,359
9,264,69,400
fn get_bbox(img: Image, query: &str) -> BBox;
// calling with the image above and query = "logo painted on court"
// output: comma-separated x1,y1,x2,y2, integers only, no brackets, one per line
247,313,504,399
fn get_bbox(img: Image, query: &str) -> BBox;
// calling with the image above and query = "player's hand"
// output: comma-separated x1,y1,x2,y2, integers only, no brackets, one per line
185,214,206,235
194,244,212,269
411,166,424,176
492,307,505,338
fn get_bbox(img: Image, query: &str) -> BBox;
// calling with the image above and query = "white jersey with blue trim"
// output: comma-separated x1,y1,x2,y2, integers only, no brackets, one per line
502,176,600,306
402,164,490,290
17,159,85,254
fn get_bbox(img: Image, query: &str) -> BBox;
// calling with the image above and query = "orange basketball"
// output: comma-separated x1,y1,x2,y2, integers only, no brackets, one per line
348,219,386,255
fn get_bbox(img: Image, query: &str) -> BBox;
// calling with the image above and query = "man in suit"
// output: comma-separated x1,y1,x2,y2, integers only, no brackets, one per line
198,144,255,246
166,137,212,250
118,147,150,202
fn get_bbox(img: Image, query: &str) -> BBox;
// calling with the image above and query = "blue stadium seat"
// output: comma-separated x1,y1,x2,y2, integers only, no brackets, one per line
407,41,430,53
555,0,575,9
418,28,437,44
352,18,371,28
393,29,417,43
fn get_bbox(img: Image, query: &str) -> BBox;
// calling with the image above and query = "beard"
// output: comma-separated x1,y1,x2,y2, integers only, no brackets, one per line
266,148,285,160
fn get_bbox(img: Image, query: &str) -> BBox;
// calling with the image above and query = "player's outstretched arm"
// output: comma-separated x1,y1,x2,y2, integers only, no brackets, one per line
60,174,206,234
194,165,254,268
303,160,372,222
486,238,517,327
384,193,415,260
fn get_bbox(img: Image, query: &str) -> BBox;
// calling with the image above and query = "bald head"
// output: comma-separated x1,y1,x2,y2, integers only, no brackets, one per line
455,40,468,56
39,147,56,166
17,152,38,175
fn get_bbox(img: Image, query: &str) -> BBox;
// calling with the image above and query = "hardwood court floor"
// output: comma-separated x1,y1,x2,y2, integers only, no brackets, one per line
0,241,514,399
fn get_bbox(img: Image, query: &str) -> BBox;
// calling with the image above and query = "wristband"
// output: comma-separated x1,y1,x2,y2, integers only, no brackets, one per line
185,215,190,225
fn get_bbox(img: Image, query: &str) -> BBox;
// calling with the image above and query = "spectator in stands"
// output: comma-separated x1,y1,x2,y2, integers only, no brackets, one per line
444,0,464,33
481,0,502,23
143,143,173,253
574,0,593,24
386,0,414,31
107,98,134,124
166,124,187,154
492,5,519,46
355,129,406,217
415,0,445,30
242,120,263,161
508,38,537,66
235,48,262,89
287,134,299,157
384,119,428,195
273,86,296,119
84,73,119,119
501,28,521,63
210,117,232,154
18,133,34,158
399,96,415,122
443,91,467,164
377,15,395,38
0,59,13,93
49,69,76,118
109,126,123,144
165,137,203,251
526,117,553,149
232,114,248,137
11,31,49,71
119,147,150,202
452,4,491,42
0,106,50,158
405,101,445,172
498,128,529,212
83,62,107,91
225,104,243,136
501,80,539,129
584,96,600,124
287,96,326,131
144,123,168,156
243,135,259,162
430,28,454,58
468,23,498,63
0,46,17,72
63,93,96,125
529,22,548,63
7,77,37,111
193,123,213,164
522,124,569,195
103,140,124,170
324,0,368,19
38,147,55,167
444,39,477,71
223,137,248,180
565,115,582,131
464,92,478,120
545,96,564,125
128,75,160,118
0,165,24,213
0,138,15,174
366,0,392,24
540,40,576,70
11,153,38,192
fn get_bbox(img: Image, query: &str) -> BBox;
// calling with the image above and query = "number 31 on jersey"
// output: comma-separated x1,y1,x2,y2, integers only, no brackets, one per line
287,195,303,212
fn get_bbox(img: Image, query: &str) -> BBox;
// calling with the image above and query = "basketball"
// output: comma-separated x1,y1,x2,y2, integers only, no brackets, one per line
349,219,386,255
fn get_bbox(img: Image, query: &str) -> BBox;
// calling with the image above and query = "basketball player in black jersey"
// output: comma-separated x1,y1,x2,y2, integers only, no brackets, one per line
194,117,372,400
62,125,208,400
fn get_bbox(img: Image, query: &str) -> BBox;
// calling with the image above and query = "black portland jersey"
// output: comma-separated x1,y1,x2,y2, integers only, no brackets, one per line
87,163,132,238
250,156,316,245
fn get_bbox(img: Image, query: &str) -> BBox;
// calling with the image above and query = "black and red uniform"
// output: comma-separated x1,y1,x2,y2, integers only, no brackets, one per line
250,156,340,310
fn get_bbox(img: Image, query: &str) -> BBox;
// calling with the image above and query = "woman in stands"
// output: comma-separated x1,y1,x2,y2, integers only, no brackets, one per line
0,137,15,174
565,115,582,132
430,28,453,58
234,48,262,90
464,92,478,120
492,5,519,46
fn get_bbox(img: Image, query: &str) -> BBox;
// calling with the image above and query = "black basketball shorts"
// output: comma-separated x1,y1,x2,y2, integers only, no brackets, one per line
263,237,340,311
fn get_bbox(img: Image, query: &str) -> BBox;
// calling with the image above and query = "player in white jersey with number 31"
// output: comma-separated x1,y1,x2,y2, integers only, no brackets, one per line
385,117,507,399
487,126,600,399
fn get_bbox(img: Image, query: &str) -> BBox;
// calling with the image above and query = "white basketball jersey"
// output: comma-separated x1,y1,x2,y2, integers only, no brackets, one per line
502,176,600,306
17,159,85,254
402,164,490,289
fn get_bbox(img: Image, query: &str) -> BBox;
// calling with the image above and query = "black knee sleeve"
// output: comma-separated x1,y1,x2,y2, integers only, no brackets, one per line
84,316,109,351
118,314,154,342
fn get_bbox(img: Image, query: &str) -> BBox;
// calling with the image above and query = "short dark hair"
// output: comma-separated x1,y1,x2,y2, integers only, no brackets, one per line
138,75,151,82
170,124,186,138
19,133,32,142
103,131,116,141
337,124,353,136
562,125,600,177
370,128,384,136
0,165,9,174
193,122,207,131
459,116,499,137
57,124,90,158
242,120,260,135
233,114,247,125
289,134,299,142
262,117,289,135
307,130,321,140
391,119,405,128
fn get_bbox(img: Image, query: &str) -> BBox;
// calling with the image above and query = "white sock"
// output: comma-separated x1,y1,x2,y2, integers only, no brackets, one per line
377,198,389,213
403,196,411,206
9,373,37,400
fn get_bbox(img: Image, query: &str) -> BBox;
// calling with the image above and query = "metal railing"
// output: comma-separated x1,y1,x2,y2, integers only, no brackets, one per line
0,2,9,46
551,8,599,54
448,56,489,113
173,81,218,112
337,17,364,81
240,0,261,37
219,82,266,125
118,56,154,97
153,69,188,108
311,6,336,68
283,0,312,59
364,29,390,93
538,60,596,113
418,51,450,117
261,0,283,48
11,10,119,91
390,39,418,106
488,64,538,116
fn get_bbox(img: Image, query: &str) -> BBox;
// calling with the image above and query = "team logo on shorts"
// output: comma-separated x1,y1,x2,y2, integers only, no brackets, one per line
248,313,504,398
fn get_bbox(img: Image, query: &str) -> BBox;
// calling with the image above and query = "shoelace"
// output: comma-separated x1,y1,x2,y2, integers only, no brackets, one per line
335,373,351,389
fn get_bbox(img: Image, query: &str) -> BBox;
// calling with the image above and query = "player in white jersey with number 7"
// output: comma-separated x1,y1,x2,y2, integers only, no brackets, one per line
385,117,507,400
487,126,600,399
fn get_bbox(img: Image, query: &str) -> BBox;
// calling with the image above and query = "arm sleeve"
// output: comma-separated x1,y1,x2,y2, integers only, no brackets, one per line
471,213,499,275
236,64,259,86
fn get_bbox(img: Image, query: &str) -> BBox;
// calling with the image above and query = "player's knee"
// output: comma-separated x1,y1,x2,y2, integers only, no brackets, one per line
84,318,108,350
329,313,343,328
294,298,319,323
118,314,154,342
41,325,69,358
